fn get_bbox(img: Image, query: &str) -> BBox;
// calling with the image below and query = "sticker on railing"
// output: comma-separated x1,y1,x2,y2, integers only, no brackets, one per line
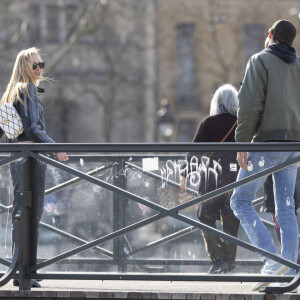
80,158,84,166
142,157,159,172
230,163,237,172
258,156,265,167
247,161,253,172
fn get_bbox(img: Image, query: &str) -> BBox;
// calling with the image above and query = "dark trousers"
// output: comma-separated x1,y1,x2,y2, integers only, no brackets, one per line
197,192,240,266
10,159,47,261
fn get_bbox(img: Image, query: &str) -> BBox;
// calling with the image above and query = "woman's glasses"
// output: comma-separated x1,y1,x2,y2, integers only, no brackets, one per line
32,62,45,70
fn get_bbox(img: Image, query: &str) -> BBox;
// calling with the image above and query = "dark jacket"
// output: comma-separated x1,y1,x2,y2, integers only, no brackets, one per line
9,82,54,143
184,113,239,194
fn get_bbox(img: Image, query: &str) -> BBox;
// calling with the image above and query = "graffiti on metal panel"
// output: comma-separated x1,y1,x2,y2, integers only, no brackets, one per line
159,156,222,192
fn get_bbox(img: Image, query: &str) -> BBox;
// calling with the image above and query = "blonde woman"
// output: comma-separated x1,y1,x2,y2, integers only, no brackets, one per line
1,47,68,287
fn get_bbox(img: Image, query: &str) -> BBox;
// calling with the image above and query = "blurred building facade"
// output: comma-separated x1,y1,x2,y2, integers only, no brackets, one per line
0,0,157,143
157,0,300,142
0,0,300,142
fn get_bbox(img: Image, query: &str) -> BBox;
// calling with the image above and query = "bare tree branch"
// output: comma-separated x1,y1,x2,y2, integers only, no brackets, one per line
45,1,107,74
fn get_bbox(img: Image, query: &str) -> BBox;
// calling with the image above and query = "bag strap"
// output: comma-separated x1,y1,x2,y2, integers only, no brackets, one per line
209,119,237,158
220,119,237,143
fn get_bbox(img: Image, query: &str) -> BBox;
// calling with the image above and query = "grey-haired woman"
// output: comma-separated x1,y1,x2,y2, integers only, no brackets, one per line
180,84,240,274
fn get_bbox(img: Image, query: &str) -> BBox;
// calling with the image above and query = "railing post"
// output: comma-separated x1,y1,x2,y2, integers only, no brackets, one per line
18,156,37,290
113,159,127,272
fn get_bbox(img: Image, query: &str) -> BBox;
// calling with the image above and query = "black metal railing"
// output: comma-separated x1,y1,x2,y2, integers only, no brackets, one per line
0,143,298,294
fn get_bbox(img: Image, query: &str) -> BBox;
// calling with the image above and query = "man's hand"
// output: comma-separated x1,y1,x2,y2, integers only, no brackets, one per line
236,152,248,170
56,152,69,162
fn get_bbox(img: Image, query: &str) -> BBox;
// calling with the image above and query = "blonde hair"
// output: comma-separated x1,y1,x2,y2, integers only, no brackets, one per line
209,84,239,116
0,47,44,106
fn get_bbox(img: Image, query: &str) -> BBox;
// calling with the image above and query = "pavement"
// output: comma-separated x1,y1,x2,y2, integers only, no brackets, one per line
0,278,298,299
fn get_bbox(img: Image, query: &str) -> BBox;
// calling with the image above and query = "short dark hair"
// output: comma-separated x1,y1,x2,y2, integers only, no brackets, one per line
271,19,297,45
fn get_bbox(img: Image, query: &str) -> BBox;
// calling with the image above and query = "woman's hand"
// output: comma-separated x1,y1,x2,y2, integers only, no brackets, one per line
180,176,187,191
56,152,69,162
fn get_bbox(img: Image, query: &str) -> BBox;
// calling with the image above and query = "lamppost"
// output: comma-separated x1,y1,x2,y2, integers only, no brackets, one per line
157,99,174,142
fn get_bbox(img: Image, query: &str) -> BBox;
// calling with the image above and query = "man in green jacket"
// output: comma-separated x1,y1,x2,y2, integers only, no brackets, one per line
230,19,300,292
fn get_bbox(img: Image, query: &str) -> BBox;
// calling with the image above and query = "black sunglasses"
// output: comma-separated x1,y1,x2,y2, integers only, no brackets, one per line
32,62,45,70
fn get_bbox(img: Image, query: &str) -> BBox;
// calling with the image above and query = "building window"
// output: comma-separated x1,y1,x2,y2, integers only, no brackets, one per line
175,23,197,106
29,4,41,44
65,5,78,37
29,2,79,44
243,24,264,68
46,5,61,43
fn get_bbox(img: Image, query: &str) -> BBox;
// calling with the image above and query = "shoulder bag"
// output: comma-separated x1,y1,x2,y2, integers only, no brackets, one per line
0,102,24,139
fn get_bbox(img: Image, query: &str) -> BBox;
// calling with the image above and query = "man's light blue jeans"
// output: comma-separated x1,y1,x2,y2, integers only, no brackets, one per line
230,151,299,275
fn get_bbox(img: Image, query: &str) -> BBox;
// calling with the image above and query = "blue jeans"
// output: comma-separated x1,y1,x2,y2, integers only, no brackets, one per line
230,151,299,274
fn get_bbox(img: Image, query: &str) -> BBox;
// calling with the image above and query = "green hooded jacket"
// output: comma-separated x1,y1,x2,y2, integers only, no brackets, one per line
236,47,300,142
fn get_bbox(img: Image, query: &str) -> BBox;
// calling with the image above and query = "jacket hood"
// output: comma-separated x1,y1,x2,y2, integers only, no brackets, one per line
263,43,296,63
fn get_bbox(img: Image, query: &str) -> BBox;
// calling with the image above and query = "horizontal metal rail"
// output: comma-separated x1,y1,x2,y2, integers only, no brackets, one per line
0,152,24,168
24,272,297,283
40,222,113,257
130,226,198,256
45,164,113,196
0,142,297,152
26,258,262,266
